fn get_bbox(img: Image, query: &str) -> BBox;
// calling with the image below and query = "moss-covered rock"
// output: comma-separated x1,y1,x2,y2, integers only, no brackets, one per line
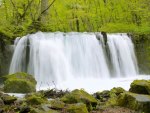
49,99,65,110
30,107,59,113
110,87,125,95
3,72,36,93
66,103,88,113
94,90,110,102
61,89,97,111
101,87,125,107
118,92,150,113
1,94,17,105
26,94,47,105
129,80,150,94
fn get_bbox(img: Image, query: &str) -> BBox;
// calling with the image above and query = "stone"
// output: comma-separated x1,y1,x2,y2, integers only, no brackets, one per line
129,80,150,95
118,92,150,113
61,89,97,111
30,104,59,113
1,94,17,105
94,90,110,102
101,87,125,107
3,72,36,93
110,87,125,96
66,103,88,113
49,99,65,110
26,94,47,105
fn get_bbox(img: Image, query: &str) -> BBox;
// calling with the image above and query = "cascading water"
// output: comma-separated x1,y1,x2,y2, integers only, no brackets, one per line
9,32,139,91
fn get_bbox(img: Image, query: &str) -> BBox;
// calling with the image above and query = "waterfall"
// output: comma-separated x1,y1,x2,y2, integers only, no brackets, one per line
9,32,138,88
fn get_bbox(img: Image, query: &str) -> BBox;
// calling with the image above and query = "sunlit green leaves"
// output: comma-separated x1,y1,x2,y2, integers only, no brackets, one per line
0,0,149,39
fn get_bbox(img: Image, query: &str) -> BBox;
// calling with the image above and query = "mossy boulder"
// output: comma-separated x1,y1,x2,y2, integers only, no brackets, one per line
49,99,65,110
129,80,150,94
61,89,97,111
66,103,88,113
1,94,17,105
118,92,150,113
110,87,125,96
3,72,37,93
94,87,125,102
94,90,110,102
30,107,59,113
25,94,47,105
100,87,125,107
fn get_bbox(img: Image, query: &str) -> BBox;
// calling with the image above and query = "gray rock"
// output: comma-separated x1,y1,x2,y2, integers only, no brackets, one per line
118,92,150,113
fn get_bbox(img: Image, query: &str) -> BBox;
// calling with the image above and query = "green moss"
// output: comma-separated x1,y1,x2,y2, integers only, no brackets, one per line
26,94,47,105
30,107,59,113
66,103,88,113
4,72,36,83
61,89,97,103
117,92,150,113
129,80,150,94
1,94,17,105
3,72,36,93
132,34,150,74
61,89,97,111
104,87,125,107
49,99,65,110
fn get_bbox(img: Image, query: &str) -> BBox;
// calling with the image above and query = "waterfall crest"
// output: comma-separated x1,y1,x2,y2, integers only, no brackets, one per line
9,32,138,86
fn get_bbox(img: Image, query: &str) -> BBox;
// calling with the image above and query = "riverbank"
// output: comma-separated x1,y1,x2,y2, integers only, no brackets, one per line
1,79,150,113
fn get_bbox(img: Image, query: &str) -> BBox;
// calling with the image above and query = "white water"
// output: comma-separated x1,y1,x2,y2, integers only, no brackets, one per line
9,32,140,92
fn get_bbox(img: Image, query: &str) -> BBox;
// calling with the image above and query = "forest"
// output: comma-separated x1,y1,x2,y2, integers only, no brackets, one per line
0,0,150,41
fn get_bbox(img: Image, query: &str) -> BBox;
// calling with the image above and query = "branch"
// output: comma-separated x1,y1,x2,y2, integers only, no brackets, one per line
20,0,34,18
9,0,18,13
37,0,56,21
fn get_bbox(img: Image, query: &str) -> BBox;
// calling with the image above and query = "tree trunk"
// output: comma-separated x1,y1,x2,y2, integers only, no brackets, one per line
41,0,49,22
41,0,49,15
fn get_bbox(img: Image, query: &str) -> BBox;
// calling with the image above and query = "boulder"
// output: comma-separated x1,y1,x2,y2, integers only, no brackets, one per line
3,72,36,93
26,94,47,105
94,90,110,102
129,80,150,94
1,94,17,105
102,87,125,107
61,89,97,111
49,99,65,110
66,103,88,113
118,92,150,113
110,87,125,96
31,107,59,113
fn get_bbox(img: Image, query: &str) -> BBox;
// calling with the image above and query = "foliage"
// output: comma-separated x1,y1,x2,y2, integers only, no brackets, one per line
0,0,149,41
